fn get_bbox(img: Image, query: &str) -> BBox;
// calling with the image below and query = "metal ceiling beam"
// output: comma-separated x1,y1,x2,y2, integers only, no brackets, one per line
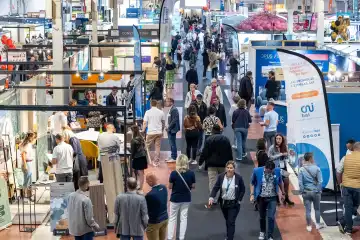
0,70,142,74
0,105,126,112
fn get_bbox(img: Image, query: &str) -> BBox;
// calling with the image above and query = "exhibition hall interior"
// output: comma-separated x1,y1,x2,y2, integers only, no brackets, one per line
0,0,360,239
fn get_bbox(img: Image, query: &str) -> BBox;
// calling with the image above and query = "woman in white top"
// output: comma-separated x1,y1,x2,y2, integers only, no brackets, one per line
20,132,37,196
218,49,226,78
185,83,201,110
208,161,246,240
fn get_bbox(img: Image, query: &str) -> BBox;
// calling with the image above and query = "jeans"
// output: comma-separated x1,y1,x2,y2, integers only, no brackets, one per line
211,67,218,79
75,232,94,240
219,60,226,76
203,64,209,77
56,172,73,182
234,128,248,160
197,129,204,153
342,187,360,232
185,131,199,160
258,196,277,238
23,162,33,188
168,202,190,240
302,191,321,225
168,132,177,160
221,204,240,240
264,131,276,149
120,236,143,240
146,219,168,240
230,73,238,91
184,60,190,72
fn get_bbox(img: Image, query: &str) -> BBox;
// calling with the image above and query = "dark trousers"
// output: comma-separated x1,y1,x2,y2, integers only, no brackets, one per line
203,64,209,77
56,173,73,183
197,129,204,153
98,161,103,183
258,196,277,238
220,203,240,240
73,170,80,191
342,187,360,232
185,131,199,160
263,131,276,150
168,132,177,160
212,67,218,79
75,232,94,240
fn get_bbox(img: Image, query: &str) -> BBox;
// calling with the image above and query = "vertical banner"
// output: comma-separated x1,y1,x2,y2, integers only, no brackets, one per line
0,178,11,231
133,25,143,119
220,0,225,11
277,49,336,190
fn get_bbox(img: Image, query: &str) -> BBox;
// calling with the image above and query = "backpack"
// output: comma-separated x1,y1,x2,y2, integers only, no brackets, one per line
184,49,191,61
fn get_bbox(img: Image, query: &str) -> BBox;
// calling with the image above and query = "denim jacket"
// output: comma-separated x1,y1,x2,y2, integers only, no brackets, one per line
251,167,282,199
298,164,323,193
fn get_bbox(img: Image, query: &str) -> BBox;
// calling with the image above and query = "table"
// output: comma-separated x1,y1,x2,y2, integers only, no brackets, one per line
75,131,124,142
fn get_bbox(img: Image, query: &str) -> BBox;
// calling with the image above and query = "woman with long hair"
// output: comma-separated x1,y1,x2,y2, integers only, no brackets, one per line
168,154,196,240
63,128,88,190
165,54,176,89
130,125,147,193
203,106,223,141
268,133,294,206
183,105,202,165
86,99,103,131
208,161,246,240
256,138,269,168
19,132,37,198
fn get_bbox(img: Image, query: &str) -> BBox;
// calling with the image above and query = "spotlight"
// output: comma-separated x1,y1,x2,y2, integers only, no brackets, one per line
47,49,51,54
75,72,80,77
39,49,42,54
335,71,342,78
99,71,104,78
88,72,92,77
42,72,46,77
349,72,354,78
30,49,34,54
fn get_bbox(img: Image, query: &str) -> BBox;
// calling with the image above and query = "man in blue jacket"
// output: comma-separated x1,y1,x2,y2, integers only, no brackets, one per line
250,161,285,240
165,98,180,162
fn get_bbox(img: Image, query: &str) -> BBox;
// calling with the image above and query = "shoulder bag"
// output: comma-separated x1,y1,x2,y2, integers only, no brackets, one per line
303,166,319,185
176,170,191,192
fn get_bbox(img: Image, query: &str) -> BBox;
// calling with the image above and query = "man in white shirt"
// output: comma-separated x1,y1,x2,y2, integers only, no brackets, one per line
198,31,204,51
51,111,68,148
142,100,165,167
52,134,74,182
260,100,278,148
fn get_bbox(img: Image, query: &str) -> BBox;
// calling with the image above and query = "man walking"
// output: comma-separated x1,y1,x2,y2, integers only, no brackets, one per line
51,134,74,182
142,100,165,167
165,98,180,163
229,55,240,92
336,142,360,235
261,100,278,148
199,124,233,204
114,177,148,240
145,173,169,240
185,64,198,91
250,161,285,240
191,94,207,154
213,96,227,128
239,71,254,111
68,177,100,240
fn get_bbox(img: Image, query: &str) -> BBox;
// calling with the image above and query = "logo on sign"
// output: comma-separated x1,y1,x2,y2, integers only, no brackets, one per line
301,103,314,117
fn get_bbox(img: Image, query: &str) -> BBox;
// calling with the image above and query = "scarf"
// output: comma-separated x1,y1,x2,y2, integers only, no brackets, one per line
210,86,217,105
191,90,196,101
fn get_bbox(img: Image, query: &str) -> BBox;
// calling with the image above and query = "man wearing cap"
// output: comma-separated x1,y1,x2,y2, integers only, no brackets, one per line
261,100,278,148
239,71,254,111
191,94,208,154
185,64,199,91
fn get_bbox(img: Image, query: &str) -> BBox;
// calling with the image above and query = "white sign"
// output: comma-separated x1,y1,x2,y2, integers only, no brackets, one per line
278,49,335,190
8,52,27,62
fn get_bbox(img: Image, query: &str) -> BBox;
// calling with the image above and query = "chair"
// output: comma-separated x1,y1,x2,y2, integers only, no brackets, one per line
80,140,99,170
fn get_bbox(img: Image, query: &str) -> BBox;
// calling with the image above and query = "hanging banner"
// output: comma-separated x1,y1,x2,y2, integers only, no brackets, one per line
277,49,336,190
133,25,143,119
0,178,11,231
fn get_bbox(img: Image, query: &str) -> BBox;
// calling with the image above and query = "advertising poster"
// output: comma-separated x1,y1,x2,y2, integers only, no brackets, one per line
278,49,335,190
133,26,143,119
50,182,74,235
0,178,11,231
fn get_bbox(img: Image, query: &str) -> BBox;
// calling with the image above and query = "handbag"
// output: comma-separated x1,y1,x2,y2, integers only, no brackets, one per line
176,170,191,192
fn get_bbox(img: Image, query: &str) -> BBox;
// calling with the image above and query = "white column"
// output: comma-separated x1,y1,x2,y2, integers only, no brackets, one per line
287,8,294,34
52,0,65,105
92,0,98,43
112,0,118,29
316,0,325,45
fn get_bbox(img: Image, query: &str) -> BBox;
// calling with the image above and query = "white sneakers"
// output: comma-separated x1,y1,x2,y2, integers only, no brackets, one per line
258,232,265,240
306,225,312,232
166,158,176,163
190,160,198,165
307,223,325,232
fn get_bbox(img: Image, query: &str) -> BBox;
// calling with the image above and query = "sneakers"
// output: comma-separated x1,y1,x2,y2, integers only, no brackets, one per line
232,145,237,149
258,232,265,240
337,221,345,234
166,158,176,163
242,153,248,158
190,160,198,165
152,161,160,167
268,238,274,240
316,223,325,230
306,225,312,232
235,158,242,161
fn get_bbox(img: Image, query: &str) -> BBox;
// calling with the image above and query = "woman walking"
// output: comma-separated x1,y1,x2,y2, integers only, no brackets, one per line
183,105,202,164
176,45,182,69
63,128,88,190
130,125,148,193
203,106,223,141
298,152,324,232
165,55,176,89
19,132,37,198
232,99,252,161
168,154,196,240
208,161,246,240
218,49,226,78
268,133,294,206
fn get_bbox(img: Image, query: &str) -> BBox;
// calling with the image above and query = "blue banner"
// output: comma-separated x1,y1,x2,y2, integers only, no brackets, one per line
133,25,143,119
126,8,139,18
220,0,225,11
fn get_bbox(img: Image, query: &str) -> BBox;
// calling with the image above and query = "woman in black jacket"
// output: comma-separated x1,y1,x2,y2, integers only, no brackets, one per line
208,161,246,240
130,125,147,193
149,80,164,108
256,138,269,167
202,49,210,79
